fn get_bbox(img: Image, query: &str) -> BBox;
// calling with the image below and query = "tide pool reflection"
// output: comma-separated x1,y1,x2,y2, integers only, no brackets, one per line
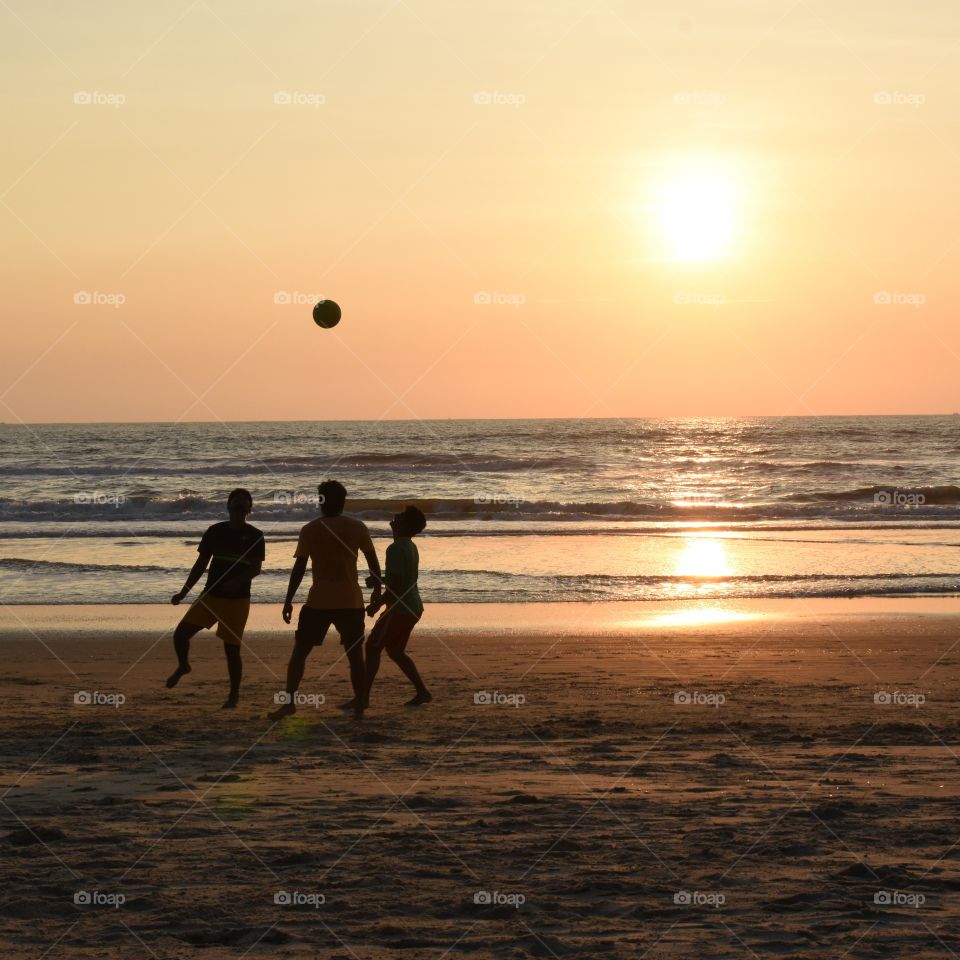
643,606,757,628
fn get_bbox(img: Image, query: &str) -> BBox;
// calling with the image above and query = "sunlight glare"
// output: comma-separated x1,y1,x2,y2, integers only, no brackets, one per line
674,537,733,579
643,607,756,628
655,167,738,261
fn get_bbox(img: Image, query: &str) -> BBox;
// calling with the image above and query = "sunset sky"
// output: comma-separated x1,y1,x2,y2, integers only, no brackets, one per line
2,1,959,423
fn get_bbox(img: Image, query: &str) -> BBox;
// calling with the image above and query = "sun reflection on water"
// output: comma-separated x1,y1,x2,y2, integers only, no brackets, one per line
675,536,733,579
643,606,757,628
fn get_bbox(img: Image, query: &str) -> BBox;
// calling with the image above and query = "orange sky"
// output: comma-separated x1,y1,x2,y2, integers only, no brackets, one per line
2,1,959,423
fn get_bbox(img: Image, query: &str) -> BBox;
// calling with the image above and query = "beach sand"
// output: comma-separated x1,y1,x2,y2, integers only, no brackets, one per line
2,601,959,958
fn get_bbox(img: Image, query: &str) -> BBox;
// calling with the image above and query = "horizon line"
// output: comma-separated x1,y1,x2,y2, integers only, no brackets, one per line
2,412,958,428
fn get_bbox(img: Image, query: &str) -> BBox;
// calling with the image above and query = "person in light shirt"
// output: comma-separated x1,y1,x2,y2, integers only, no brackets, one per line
269,480,381,721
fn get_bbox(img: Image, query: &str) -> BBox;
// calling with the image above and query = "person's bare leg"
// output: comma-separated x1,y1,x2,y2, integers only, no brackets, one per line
389,649,431,705
222,640,242,709
268,638,311,720
166,622,202,688
346,641,367,719
364,638,383,702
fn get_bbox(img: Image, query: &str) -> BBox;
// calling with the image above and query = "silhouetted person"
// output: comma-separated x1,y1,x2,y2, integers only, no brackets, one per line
167,488,264,708
269,480,381,721
365,505,431,706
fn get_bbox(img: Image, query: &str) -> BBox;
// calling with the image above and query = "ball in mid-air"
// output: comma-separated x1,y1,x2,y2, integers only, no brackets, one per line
312,299,342,329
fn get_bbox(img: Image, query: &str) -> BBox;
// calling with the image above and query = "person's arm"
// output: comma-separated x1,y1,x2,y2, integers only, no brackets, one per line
362,545,381,588
366,551,387,615
172,552,210,604
363,547,382,581
282,556,308,623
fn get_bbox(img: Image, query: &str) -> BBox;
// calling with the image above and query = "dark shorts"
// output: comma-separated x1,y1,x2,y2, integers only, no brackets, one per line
366,608,421,656
295,607,365,651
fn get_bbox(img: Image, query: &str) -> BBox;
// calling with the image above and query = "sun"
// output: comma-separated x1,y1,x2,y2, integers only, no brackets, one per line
654,167,738,262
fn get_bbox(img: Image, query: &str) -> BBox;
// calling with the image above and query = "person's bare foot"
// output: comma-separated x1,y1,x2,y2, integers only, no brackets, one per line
221,697,238,710
166,664,191,688
268,702,297,721
353,702,365,720
405,690,432,706
338,698,357,711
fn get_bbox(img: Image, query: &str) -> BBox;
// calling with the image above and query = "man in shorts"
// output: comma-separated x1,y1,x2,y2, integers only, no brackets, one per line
167,488,265,709
365,505,431,707
269,480,381,721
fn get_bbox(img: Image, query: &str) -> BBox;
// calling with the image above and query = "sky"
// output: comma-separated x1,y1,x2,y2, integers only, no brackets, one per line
2,0,959,423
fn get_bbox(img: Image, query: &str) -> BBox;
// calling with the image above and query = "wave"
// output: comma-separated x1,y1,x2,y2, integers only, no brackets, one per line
4,555,957,587
258,452,589,471
0,451,589,478
434,569,960,584
750,460,859,473
2,567,957,604
5,491,960,525
0,558,172,574
790,485,960,505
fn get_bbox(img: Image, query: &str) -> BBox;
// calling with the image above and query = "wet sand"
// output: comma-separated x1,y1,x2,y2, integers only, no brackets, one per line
2,601,959,958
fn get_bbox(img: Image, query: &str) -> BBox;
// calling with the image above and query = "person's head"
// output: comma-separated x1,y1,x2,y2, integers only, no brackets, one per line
318,480,347,517
390,505,427,538
227,487,253,520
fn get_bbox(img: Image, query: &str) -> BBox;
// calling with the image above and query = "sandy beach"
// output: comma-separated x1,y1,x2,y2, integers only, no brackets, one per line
6,0,960,951
2,600,959,958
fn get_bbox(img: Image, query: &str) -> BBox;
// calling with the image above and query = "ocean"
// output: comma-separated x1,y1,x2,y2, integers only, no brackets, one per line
1,416,959,605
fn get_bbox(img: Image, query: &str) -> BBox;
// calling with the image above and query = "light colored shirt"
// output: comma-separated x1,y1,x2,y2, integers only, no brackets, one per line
294,515,374,609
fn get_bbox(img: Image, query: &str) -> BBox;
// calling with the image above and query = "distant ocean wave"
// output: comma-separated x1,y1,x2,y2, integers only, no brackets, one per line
0,451,588,477
2,561,957,605
788,485,960,505
0,558,172,575
3,493,960,524
7,557,955,584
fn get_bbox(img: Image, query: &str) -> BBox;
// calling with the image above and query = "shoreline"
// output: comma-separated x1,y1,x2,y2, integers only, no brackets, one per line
1,596,957,641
